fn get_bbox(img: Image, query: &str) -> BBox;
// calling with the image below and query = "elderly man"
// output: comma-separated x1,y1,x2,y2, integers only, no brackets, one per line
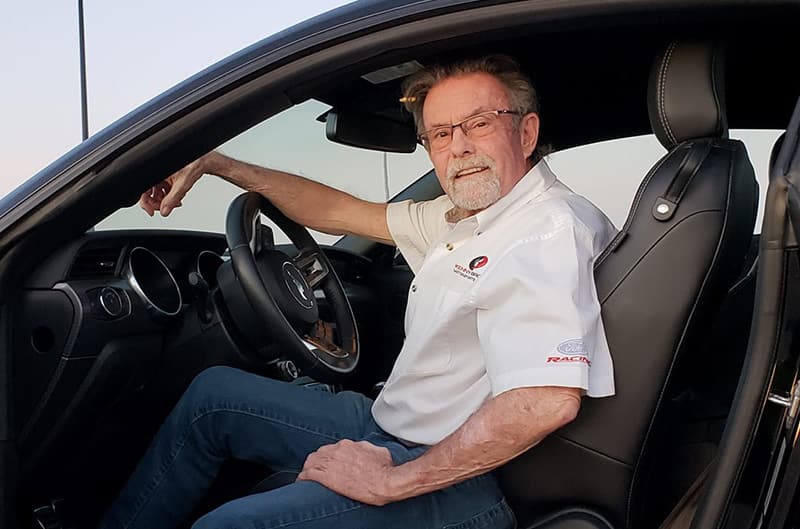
100,55,616,529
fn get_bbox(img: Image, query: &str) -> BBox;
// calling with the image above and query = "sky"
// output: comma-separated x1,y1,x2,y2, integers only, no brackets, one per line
0,1,781,233
0,1,354,197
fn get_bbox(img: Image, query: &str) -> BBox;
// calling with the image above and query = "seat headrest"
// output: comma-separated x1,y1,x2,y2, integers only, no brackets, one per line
648,41,728,150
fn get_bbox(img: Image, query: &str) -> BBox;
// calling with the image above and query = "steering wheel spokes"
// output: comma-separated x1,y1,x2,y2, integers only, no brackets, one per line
221,192,359,381
294,250,329,289
249,216,275,257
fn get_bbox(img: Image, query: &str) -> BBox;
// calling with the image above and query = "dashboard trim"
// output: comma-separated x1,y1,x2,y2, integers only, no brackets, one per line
125,246,183,317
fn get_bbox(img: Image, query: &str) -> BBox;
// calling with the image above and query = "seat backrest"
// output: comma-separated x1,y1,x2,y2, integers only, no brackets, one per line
498,41,759,529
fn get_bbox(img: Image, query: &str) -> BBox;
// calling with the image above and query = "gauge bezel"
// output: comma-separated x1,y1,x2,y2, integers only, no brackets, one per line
126,246,183,317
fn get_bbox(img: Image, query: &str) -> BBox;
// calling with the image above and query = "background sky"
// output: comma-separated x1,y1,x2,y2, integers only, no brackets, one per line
1,2,781,235
0,1,353,197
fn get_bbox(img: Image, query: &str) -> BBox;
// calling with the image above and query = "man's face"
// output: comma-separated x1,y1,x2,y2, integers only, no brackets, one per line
422,72,539,212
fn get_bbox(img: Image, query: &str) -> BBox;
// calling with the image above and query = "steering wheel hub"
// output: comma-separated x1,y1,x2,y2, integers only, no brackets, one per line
282,262,314,309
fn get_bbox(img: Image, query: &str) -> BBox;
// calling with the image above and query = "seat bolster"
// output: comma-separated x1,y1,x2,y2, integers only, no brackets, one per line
524,507,616,529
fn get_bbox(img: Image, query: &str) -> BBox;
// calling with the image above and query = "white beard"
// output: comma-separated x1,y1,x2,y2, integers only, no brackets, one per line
444,155,502,211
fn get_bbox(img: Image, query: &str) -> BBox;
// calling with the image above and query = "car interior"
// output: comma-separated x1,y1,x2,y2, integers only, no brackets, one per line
2,3,800,529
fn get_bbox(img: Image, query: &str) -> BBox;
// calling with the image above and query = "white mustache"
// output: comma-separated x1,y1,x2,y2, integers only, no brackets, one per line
446,155,496,181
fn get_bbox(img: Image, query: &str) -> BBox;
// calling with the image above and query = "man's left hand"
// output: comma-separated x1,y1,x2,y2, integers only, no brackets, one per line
297,439,398,505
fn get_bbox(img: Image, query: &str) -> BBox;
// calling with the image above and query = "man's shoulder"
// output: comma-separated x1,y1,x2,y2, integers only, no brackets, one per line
504,184,617,252
526,183,612,228
387,194,453,230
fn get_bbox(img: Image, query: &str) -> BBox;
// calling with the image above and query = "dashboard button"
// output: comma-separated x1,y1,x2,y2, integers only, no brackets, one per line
99,287,124,317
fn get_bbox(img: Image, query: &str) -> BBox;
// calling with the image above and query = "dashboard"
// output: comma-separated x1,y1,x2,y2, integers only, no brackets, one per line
12,229,388,485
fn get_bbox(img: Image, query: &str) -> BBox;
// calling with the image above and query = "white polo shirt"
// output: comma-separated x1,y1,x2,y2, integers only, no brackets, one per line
371,160,617,446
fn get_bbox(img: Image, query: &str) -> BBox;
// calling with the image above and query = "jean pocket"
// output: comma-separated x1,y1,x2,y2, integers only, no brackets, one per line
442,498,516,529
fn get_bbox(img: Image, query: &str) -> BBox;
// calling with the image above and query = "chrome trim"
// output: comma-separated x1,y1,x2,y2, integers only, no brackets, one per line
768,380,800,430
302,336,349,360
126,246,183,317
294,251,328,288
768,394,792,407
249,214,260,254
98,287,124,317
196,250,224,286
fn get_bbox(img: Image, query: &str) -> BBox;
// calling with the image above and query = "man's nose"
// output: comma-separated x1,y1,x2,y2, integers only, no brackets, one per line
449,126,474,156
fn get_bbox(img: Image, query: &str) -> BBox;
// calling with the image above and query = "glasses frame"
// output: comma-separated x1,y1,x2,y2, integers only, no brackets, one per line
417,109,521,151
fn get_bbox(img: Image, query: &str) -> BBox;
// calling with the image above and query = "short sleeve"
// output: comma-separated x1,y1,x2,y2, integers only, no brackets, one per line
386,195,453,273
474,222,614,398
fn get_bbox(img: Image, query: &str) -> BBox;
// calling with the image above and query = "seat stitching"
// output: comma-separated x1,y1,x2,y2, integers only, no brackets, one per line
710,45,723,134
659,41,679,147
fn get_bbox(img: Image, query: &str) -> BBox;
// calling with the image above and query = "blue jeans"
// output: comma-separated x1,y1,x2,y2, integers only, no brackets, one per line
98,366,516,529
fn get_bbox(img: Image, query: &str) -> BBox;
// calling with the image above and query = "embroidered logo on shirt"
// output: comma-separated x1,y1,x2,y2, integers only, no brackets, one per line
453,264,480,281
546,339,591,366
453,256,489,282
469,256,489,270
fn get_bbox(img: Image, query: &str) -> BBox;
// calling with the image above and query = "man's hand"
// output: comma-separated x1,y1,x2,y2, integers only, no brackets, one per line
297,387,579,506
297,439,397,506
140,153,216,217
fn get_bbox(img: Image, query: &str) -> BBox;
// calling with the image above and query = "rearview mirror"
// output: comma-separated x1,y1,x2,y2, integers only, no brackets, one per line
323,110,417,153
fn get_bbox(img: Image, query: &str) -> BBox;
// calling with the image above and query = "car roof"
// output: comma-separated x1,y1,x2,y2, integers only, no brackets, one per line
312,3,798,151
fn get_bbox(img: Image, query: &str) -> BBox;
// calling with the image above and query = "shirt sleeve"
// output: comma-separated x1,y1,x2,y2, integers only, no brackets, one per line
474,221,613,397
386,195,453,273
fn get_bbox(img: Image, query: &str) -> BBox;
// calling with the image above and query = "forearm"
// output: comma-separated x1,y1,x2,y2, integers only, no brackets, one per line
387,386,581,501
207,152,392,243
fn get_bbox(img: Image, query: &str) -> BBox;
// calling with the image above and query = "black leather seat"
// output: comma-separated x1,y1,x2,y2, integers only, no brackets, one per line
498,40,759,529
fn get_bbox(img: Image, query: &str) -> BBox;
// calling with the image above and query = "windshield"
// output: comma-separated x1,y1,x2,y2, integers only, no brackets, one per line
95,99,433,244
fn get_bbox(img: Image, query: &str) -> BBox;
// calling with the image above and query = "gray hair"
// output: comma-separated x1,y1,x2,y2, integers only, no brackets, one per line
401,54,551,163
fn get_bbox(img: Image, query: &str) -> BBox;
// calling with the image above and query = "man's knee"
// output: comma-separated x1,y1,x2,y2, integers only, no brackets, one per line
191,503,263,529
185,365,243,399
179,366,290,421
192,365,244,386
175,366,250,423
191,509,238,529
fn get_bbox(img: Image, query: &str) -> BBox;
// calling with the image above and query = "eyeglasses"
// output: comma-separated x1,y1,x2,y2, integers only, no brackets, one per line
417,110,520,152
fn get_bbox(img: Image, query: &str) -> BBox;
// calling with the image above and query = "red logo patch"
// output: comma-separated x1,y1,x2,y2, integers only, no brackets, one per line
469,256,489,270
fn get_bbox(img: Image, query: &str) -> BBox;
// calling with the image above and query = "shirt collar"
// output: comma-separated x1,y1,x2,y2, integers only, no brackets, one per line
445,159,558,229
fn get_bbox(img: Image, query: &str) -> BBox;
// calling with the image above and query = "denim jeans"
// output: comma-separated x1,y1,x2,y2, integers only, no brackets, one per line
98,366,516,529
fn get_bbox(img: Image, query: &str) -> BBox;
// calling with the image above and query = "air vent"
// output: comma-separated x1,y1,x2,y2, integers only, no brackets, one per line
69,246,122,278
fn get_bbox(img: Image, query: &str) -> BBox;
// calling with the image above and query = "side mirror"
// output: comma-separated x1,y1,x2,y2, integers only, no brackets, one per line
322,110,417,153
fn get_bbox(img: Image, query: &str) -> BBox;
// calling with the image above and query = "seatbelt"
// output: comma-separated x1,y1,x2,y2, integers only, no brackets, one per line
652,141,713,222
658,462,713,529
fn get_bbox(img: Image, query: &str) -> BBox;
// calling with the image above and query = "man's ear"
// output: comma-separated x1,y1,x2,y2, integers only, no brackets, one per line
520,113,540,159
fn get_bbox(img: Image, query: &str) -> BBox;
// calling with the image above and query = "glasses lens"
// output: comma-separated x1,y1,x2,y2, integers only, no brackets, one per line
463,112,498,137
428,128,452,151
421,111,509,151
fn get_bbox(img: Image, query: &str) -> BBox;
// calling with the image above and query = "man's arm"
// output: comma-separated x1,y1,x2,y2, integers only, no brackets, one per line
140,151,393,245
297,385,581,505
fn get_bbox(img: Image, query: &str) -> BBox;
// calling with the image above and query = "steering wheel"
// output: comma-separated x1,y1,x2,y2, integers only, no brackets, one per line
220,192,359,382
